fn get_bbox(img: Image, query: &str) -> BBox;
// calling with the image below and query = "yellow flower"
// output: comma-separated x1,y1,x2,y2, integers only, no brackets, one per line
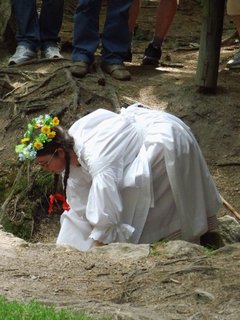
41,125,51,134
47,131,56,139
21,137,30,144
52,117,60,126
34,141,43,150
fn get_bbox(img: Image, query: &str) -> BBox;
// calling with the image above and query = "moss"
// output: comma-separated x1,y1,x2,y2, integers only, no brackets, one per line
11,170,53,199
150,240,168,256
0,167,17,203
1,192,35,240
204,246,218,256
34,171,53,190
0,179,11,203
0,169,54,240
1,215,33,240
13,176,28,195
0,166,22,203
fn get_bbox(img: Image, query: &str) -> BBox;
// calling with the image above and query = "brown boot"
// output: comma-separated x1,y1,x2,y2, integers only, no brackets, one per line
70,61,89,78
101,63,131,81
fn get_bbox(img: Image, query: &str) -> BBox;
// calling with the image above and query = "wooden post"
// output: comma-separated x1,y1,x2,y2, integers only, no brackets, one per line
196,0,225,93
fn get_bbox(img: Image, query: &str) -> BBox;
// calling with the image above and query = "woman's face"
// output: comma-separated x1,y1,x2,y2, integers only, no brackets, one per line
35,148,66,173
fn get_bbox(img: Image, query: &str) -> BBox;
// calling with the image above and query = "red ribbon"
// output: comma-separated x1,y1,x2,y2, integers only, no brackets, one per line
48,193,70,214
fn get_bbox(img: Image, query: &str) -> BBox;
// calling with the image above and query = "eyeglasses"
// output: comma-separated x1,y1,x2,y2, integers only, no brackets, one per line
37,150,57,168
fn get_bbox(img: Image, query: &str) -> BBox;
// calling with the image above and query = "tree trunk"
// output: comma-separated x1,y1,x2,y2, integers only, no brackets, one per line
196,0,225,93
0,0,15,49
0,0,11,41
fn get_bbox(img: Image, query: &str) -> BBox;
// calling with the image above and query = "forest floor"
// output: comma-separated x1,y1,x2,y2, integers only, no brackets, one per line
0,1,239,319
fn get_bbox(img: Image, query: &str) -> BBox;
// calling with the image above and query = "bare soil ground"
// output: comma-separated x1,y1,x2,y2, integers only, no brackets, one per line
1,228,240,320
0,1,239,319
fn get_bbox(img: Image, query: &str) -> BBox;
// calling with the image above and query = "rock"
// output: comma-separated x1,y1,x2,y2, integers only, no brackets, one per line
151,240,206,258
0,227,27,258
194,288,215,302
218,215,240,244
90,242,150,261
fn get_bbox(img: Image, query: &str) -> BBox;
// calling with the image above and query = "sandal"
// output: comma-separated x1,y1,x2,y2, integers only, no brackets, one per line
101,63,131,81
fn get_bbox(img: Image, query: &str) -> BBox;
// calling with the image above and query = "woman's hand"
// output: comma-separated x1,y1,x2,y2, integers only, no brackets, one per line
94,240,105,247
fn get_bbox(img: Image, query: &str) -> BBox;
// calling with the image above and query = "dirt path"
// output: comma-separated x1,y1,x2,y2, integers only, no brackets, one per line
1,228,240,319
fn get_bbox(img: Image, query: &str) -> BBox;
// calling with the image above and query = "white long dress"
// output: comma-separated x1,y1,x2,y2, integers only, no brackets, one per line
56,104,222,251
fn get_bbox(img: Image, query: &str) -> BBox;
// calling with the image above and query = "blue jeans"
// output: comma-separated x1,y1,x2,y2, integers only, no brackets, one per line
12,0,64,51
72,0,133,64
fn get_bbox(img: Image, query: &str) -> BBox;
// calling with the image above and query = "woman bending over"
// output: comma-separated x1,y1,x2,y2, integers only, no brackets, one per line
16,104,222,251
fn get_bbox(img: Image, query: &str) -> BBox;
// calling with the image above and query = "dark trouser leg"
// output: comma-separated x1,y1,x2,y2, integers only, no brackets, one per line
102,0,134,64
72,0,101,63
39,0,64,49
12,0,39,51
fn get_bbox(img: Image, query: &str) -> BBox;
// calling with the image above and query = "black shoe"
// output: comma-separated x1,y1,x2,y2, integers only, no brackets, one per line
142,43,162,66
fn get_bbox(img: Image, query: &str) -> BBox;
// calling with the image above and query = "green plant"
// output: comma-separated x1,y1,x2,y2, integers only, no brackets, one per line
0,167,56,241
0,297,109,320
150,240,168,256
203,245,218,256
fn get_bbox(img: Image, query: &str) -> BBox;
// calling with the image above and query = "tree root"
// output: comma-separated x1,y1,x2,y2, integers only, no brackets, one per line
0,165,24,223
64,69,81,110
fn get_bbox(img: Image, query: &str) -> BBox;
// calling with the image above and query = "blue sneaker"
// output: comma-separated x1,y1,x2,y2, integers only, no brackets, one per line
8,45,37,65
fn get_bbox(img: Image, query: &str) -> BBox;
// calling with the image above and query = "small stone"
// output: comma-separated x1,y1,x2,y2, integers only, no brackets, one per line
195,288,215,301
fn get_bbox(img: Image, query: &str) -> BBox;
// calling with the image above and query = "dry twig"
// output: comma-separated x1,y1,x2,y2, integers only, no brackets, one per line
220,195,240,221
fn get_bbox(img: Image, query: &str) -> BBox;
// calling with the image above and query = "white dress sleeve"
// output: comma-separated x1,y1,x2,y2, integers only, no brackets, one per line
86,166,135,244
69,108,144,244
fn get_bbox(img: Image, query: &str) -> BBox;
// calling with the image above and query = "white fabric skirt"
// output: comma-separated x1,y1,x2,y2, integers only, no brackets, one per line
56,105,222,251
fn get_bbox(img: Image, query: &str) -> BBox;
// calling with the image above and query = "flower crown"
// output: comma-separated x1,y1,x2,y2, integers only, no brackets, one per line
15,114,60,161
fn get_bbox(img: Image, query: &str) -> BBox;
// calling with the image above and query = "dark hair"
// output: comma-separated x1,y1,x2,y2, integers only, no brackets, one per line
37,126,75,197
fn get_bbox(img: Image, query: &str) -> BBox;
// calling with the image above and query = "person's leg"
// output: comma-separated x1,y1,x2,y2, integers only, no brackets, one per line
101,0,133,80
124,0,141,62
128,0,140,34
72,0,101,64
12,0,40,50
8,0,39,65
226,15,240,68
70,0,102,77
154,0,177,42
233,15,240,35
39,0,64,58
102,0,133,64
226,0,240,68
143,0,177,65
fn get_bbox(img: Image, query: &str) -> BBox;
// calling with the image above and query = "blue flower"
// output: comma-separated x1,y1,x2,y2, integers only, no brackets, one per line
18,153,26,161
